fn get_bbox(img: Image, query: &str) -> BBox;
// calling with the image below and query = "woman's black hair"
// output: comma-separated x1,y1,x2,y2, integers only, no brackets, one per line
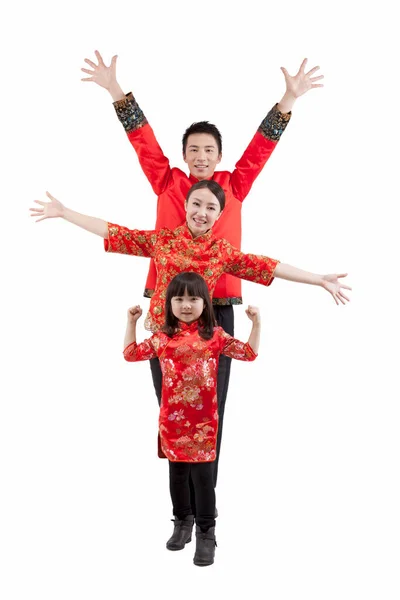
186,180,225,212
162,272,216,340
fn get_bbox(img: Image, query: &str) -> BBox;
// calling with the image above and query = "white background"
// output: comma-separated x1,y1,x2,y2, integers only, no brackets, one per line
1,0,399,598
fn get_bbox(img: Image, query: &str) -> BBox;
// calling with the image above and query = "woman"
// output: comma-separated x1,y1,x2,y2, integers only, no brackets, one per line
30,180,351,324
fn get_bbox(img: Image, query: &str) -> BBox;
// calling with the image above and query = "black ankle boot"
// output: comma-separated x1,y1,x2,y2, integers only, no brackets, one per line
193,525,217,566
166,515,194,551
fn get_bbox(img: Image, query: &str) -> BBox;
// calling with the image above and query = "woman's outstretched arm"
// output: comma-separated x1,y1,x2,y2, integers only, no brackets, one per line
274,263,351,306
30,192,108,238
222,241,352,306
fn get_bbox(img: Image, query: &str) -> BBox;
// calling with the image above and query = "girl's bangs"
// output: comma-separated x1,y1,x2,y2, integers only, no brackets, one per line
169,273,209,300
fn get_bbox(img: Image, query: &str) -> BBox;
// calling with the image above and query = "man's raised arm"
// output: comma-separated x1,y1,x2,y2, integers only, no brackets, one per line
230,58,324,201
81,51,172,196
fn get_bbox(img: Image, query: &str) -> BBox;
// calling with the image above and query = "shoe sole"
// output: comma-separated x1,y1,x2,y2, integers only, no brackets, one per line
193,558,214,566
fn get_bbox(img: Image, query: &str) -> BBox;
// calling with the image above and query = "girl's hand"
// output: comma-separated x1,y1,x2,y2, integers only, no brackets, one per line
128,305,143,322
245,305,261,324
81,50,118,90
321,274,352,305
281,58,324,99
29,192,65,222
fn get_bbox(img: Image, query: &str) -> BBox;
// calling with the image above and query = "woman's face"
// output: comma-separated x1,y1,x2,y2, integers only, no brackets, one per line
171,288,205,323
185,188,221,237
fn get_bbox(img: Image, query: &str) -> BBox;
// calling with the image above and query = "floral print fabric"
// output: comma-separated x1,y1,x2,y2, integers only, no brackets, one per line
124,321,257,462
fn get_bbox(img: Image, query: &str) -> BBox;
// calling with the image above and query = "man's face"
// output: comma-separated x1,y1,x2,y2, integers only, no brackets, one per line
183,133,222,180
185,187,221,237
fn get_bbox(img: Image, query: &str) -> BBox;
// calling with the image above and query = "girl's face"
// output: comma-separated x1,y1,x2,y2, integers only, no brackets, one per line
185,188,221,238
171,288,205,323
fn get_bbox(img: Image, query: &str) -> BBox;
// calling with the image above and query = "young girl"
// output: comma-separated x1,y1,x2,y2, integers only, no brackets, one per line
123,272,261,567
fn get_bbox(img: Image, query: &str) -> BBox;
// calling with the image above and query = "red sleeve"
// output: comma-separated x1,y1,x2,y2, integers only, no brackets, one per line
123,332,169,361
123,339,157,362
104,223,158,257
113,93,173,195
230,104,291,202
217,328,257,361
221,240,279,287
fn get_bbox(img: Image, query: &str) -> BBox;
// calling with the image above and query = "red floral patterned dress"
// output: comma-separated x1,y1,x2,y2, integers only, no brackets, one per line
124,321,257,462
105,223,279,331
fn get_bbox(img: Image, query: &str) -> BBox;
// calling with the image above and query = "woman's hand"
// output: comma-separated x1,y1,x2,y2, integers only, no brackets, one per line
30,192,65,222
321,274,352,305
127,305,143,323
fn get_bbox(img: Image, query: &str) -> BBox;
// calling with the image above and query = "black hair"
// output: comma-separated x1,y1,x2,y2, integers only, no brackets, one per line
182,121,222,155
186,180,226,213
162,272,216,340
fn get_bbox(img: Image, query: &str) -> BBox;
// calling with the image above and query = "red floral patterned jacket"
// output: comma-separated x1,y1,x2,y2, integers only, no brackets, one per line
105,223,279,331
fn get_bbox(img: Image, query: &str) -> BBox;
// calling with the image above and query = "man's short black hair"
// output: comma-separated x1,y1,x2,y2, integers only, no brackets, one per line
182,121,222,155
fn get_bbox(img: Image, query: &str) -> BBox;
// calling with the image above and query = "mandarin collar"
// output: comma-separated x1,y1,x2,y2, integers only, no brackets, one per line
175,223,213,242
188,174,214,185
177,320,199,333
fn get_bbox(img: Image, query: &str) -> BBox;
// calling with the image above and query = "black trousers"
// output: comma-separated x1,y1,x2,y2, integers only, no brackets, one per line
149,305,234,512
169,461,215,531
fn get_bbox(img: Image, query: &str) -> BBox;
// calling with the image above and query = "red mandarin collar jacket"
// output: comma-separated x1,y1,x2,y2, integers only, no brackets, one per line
105,222,279,332
113,93,290,304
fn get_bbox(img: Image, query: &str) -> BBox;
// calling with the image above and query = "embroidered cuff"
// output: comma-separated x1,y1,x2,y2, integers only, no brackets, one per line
258,104,291,141
144,289,244,306
113,92,148,132
212,297,243,306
